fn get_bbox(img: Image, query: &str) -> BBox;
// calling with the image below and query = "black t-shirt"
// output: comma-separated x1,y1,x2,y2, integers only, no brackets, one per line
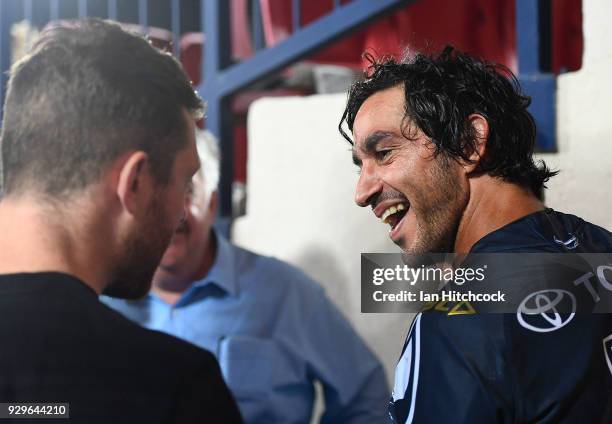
388,209,612,423
0,272,243,423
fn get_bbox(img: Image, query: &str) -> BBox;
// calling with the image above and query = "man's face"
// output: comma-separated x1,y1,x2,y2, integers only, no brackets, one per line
105,111,200,298
154,169,216,283
351,85,468,254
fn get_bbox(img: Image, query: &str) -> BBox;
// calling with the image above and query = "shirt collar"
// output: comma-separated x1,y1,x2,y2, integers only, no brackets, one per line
191,228,238,296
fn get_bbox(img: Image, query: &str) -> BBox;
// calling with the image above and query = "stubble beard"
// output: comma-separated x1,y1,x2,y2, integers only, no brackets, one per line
407,157,465,254
103,196,175,299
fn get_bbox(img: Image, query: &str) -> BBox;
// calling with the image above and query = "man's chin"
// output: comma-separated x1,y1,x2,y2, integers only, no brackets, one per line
402,234,456,255
396,232,444,254
394,230,417,253
397,238,422,255
393,236,408,252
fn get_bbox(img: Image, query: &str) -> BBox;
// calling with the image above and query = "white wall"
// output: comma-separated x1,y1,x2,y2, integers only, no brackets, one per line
537,0,612,228
233,93,410,384
233,0,612,390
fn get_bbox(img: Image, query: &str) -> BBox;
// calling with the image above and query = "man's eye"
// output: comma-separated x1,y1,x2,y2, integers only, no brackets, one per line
375,150,391,161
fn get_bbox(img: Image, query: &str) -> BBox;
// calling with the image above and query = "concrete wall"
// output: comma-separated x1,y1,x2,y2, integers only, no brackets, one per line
537,0,612,228
233,0,612,388
234,93,411,385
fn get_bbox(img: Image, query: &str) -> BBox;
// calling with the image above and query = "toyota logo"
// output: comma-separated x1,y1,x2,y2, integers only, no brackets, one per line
516,289,576,333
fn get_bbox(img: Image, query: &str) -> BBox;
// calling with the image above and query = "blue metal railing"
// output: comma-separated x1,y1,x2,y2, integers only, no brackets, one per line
170,0,180,57
0,0,415,230
107,0,117,20
516,0,556,152
292,0,301,32
0,0,194,123
201,0,414,225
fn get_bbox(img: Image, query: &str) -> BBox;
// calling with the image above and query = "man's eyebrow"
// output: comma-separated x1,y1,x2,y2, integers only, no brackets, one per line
352,131,394,167
362,131,394,153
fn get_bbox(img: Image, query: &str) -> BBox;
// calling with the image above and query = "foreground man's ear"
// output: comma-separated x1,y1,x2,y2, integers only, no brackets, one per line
115,151,151,216
463,113,490,174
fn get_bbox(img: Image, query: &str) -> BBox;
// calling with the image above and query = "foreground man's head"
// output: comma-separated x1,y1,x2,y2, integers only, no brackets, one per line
341,46,556,254
0,19,203,298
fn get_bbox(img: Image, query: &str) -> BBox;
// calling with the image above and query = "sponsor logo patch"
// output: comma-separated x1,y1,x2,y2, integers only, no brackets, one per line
603,334,612,377
517,289,576,333
422,300,477,316
553,233,579,250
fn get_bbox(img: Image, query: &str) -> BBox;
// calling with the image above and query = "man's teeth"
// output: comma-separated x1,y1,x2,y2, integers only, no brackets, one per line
381,203,406,224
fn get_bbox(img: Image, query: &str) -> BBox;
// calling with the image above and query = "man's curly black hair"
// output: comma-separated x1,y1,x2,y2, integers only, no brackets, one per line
339,45,557,195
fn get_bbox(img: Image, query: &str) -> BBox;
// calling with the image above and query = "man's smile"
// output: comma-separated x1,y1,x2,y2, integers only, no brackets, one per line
380,202,409,228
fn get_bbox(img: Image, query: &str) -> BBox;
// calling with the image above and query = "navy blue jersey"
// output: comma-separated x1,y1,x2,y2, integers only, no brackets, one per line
388,209,612,423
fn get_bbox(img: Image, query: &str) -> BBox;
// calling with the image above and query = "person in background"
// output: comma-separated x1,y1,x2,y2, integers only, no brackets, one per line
103,129,389,423
0,19,242,423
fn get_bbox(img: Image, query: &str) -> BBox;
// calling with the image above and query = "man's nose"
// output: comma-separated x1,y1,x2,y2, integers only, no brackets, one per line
355,167,382,208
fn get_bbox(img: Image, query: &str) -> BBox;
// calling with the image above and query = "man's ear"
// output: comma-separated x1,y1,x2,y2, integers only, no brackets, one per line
463,113,489,173
116,151,151,216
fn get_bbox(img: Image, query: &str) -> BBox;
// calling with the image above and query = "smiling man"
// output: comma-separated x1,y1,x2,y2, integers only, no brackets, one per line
340,47,612,423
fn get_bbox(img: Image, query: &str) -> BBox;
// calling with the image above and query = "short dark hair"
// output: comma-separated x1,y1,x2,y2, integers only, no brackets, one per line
1,18,203,197
339,46,557,194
